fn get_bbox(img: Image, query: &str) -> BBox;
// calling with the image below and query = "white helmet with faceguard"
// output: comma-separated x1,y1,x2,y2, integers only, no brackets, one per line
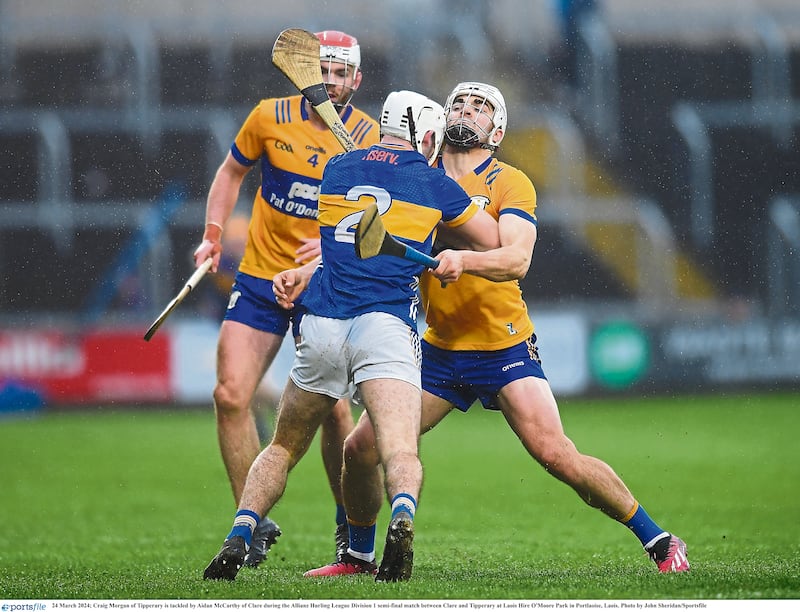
380,90,446,165
443,81,507,151
315,30,361,108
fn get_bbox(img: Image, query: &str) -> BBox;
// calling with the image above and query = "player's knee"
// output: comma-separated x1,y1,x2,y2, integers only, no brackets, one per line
531,440,576,481
213,381,250,416
325,399,355,428
343,427,379,470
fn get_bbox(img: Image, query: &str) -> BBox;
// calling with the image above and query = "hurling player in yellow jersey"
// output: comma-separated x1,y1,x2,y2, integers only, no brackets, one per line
304,82,689,577
192,30,378,568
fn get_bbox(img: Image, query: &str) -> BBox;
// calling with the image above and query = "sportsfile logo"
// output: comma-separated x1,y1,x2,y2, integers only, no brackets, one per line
2,604,47,611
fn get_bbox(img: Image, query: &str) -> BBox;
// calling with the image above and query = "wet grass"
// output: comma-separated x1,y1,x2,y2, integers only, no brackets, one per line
1,392,798,601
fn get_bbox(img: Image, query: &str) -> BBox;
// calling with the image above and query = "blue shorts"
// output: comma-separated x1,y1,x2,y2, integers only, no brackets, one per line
223,271,305,338
421,336,547,411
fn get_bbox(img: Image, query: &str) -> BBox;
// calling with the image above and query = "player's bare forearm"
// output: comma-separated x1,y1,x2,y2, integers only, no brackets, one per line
432,218,535,283
466,215,535,281
196,154,249,272
205,156,248,230
455,246,531,281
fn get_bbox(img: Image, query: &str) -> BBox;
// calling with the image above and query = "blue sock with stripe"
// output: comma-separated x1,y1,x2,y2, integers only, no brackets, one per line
622,502,668,548
347,521,377,562
227,509,260,547
390,493,417,520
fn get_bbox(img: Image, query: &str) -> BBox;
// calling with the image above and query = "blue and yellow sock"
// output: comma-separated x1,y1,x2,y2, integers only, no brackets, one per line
347,519,377,562
227,509,260,547
621,501,668,549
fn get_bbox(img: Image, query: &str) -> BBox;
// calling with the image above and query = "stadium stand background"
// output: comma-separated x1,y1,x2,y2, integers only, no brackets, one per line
2,0,799,328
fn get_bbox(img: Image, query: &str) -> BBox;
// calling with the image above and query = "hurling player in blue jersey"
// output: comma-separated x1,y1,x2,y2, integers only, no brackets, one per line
202,90,499,582
193,30,379,569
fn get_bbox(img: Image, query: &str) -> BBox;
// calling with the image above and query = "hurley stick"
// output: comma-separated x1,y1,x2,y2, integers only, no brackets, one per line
271,28,356,152
355,203,439,269
143,258,213,341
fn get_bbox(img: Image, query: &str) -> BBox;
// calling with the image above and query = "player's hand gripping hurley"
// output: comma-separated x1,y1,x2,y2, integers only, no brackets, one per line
143,258,213,341
271,28,357,153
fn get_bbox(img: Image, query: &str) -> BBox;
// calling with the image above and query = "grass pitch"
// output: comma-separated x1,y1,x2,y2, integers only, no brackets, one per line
0,392,798,600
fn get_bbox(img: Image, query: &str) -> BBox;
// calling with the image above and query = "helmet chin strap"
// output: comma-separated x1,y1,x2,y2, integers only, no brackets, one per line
332,100,349,111
328,89,355,111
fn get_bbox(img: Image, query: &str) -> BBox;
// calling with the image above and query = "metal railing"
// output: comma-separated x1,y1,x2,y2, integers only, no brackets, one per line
767,197,800,316
671,100,800,252
575,5,799,160
0,107,237,323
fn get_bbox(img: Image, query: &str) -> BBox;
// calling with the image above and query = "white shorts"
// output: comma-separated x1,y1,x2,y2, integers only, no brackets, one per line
290,312,422,400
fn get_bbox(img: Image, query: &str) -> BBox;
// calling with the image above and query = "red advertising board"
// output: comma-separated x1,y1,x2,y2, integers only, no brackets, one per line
0,330,171,404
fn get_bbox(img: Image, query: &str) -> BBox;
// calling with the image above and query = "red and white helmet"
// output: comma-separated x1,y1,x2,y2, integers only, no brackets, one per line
315,30,361,107
316,30,361,70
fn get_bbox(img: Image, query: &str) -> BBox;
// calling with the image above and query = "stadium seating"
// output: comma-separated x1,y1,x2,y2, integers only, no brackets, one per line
573,0,800,307
3,0,800,320
520,225,630,301
0,131,38,202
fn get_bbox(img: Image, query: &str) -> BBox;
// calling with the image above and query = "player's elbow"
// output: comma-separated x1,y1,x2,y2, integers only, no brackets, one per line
504,249,532,280
511,257,532,280
479,252,531,282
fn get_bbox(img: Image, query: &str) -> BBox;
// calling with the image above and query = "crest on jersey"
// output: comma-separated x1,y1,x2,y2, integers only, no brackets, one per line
471,195,490,210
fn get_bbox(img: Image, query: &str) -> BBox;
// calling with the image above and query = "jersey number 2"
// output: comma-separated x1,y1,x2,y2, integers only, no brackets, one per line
333,185,392,244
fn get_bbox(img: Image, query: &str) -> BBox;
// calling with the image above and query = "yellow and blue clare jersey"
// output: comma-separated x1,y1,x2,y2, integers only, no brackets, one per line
233,95,378,280
420,156,538,351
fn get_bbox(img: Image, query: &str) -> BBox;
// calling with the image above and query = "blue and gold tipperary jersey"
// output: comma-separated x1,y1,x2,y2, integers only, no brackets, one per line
421,156,538,351
232,95,378,280
302,144,480,329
